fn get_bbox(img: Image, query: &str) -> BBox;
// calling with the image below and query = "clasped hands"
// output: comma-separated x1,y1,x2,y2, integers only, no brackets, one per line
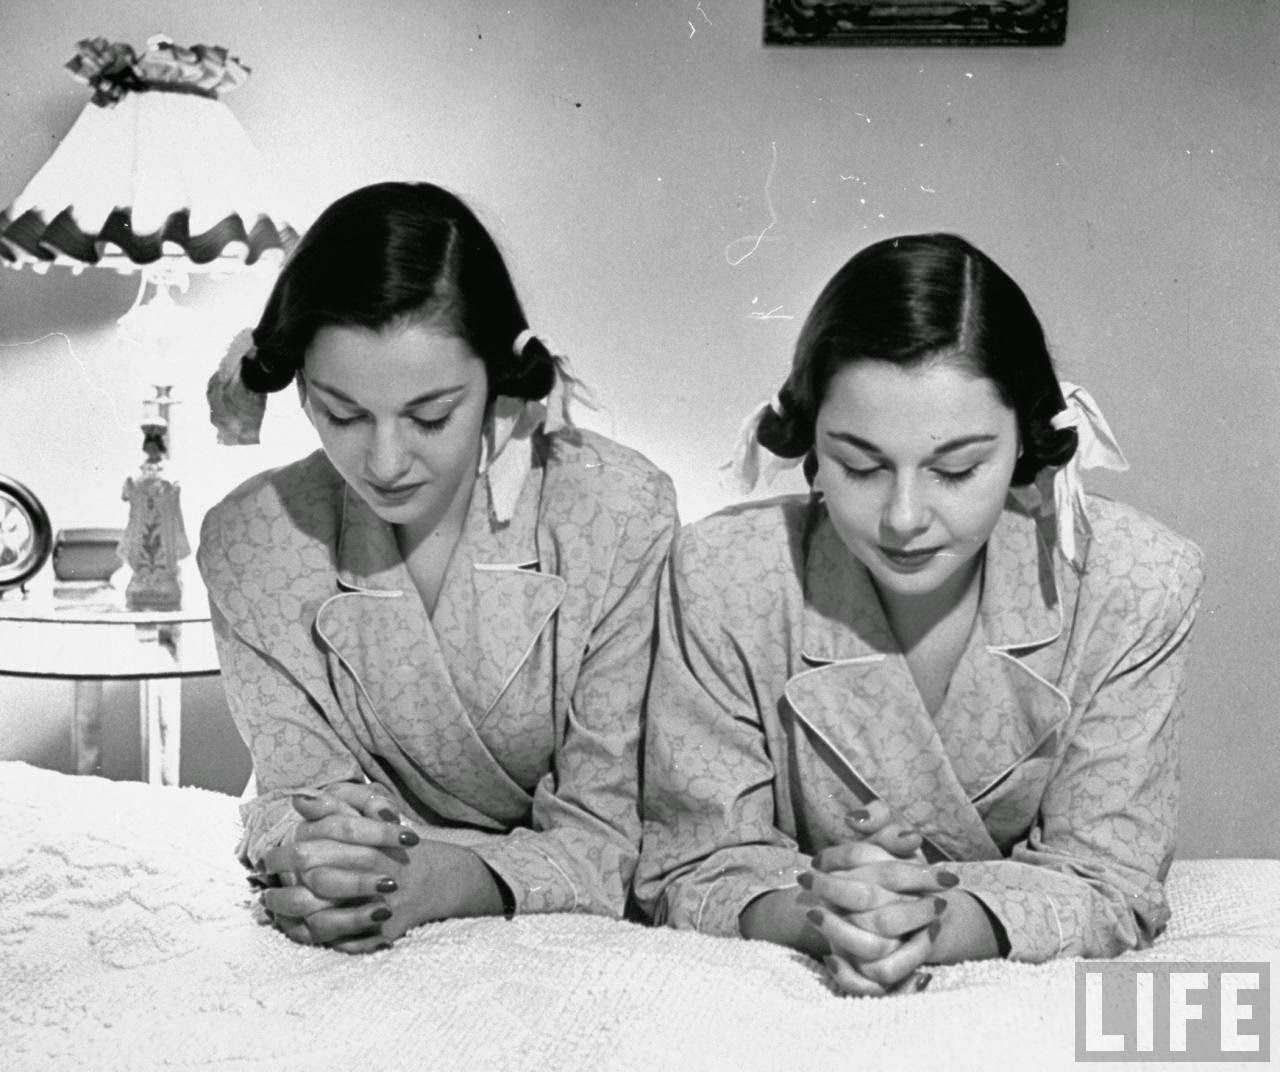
800,800,960,998
254,782,480,955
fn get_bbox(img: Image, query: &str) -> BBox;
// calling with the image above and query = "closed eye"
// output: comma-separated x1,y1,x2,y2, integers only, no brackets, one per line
933,465,980,484
838,461,881,480
319,406,364,428
411,413,451,435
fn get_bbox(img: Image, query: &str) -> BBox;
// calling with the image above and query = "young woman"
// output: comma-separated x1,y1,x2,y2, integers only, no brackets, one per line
200,181,677,953
634,233,1203,996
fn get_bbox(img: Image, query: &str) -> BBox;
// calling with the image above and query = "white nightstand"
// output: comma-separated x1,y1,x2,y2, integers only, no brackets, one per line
0,573,219,785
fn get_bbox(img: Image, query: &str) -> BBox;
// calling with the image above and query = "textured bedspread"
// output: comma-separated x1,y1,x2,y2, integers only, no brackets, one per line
2,761,1277,1072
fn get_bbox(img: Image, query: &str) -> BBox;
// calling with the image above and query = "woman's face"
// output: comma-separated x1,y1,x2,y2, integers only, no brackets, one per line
300,322,489,533
813,358,1019,602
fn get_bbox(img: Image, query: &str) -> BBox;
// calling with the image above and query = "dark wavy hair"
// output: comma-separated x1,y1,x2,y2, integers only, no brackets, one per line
239,181,556,400
757,233,1076,486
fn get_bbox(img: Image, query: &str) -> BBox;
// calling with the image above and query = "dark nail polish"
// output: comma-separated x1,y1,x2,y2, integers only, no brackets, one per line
376,877,398,894
927,919,942,941
936,870,960,888
371,906,392,922
399,830,420,846
806,907,824,926
797,871,814,890
375,941,392,952
933,896,948,915
851,808,871,823
378,808,399,823
914,971,933,992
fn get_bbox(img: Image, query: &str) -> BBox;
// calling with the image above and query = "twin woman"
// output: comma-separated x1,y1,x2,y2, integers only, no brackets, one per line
198,181,1202,996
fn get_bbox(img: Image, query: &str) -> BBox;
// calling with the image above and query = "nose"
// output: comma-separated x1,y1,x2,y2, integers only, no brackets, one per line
365,421,413,484
882,472,930,542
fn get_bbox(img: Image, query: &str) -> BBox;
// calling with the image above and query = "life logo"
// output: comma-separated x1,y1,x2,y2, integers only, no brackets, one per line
1075,962,1270,1062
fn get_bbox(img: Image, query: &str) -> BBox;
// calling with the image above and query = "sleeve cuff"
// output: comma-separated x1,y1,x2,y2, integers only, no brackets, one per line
662,850,810,937
237,795,303,870
471,834,585,916
945,860,1154,962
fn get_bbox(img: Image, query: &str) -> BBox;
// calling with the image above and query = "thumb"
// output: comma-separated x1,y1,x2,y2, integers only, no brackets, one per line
289,790,352,821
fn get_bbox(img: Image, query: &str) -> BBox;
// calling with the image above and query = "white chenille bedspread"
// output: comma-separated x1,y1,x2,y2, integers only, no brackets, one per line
2,761,1277,1072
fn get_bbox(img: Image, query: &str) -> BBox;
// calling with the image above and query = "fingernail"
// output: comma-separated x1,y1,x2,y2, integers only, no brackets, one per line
399,830,420,846
371,906,392,922
823,955,841,974
378,808,400,823
914,971,933,992
797,871,814,890
375,941,392,952
812,850,828,870
933,896,948,915
897,829,919,841
927,919,942,941
936,869,960,887
850,808,871,824
376,877,398,894
806,907,824,926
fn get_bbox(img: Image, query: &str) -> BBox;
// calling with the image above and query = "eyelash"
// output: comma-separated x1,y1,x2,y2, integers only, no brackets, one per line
320,408,451,435
838,462,980,485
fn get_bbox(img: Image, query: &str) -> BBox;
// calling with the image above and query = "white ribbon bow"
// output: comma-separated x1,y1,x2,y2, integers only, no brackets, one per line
480,358,590,523
1045,381,1129,566
717,395,803,495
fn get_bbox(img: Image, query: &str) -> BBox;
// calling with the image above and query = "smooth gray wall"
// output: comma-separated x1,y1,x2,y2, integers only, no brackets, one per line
0,0,1275,855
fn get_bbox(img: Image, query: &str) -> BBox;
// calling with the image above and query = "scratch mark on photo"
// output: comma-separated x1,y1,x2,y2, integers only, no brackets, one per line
920,185,937,194
697,1,713,26
0,332,125,426
688,20,696,37
747,304,794,321
725,140,779,267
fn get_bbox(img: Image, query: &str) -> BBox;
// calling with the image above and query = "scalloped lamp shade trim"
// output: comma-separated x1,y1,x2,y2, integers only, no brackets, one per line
0,89,296,272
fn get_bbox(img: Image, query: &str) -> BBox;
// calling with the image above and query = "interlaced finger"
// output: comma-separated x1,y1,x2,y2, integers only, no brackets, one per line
805,904,900,962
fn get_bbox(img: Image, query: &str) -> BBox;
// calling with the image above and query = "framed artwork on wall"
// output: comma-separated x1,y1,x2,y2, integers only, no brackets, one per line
764,0,1068,47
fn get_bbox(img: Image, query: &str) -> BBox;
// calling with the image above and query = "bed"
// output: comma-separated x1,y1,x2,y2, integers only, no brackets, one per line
3,760,1277,1072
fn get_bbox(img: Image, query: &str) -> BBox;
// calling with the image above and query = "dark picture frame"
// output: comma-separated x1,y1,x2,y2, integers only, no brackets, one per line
0,474,53,593
764,0,1068,47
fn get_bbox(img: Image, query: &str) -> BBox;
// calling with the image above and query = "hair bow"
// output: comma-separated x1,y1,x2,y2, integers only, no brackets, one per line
717,394,803,495
1045,381,1129,566
206,329,266,445
480,353,591,523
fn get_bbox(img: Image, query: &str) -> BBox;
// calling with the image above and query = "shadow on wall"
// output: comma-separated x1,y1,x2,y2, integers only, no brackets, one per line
0,675,251,795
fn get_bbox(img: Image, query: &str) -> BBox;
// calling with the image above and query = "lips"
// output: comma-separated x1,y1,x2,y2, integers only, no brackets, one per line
880,545,941,569
366,479,425,501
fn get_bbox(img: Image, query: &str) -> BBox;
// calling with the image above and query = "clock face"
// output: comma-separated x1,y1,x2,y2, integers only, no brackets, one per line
0,477,52,591
0,493,34,566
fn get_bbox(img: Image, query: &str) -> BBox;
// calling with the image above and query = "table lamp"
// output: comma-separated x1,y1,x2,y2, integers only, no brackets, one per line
0,34,297,607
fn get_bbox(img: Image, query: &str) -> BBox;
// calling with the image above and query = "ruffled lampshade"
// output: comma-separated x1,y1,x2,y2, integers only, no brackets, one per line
0,35,297,273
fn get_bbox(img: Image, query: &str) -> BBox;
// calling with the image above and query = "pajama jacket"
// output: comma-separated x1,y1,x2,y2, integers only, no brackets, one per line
635,492,1203,960
198,429,677,917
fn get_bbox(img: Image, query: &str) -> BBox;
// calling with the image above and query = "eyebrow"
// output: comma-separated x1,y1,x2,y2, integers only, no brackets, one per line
825,430,999,457
307,379,464,410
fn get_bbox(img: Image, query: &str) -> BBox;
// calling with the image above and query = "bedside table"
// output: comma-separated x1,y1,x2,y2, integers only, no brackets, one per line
0,575,219,785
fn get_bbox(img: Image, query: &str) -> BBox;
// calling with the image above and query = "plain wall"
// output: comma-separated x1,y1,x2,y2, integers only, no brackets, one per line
0,1,1275,853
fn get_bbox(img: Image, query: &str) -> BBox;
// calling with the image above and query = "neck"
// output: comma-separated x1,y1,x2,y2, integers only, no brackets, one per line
395,448,481,560
876,551,984,655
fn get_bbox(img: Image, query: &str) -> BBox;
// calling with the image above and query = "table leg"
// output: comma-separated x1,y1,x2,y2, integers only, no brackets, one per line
71,680,104,776
139,678,182,786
